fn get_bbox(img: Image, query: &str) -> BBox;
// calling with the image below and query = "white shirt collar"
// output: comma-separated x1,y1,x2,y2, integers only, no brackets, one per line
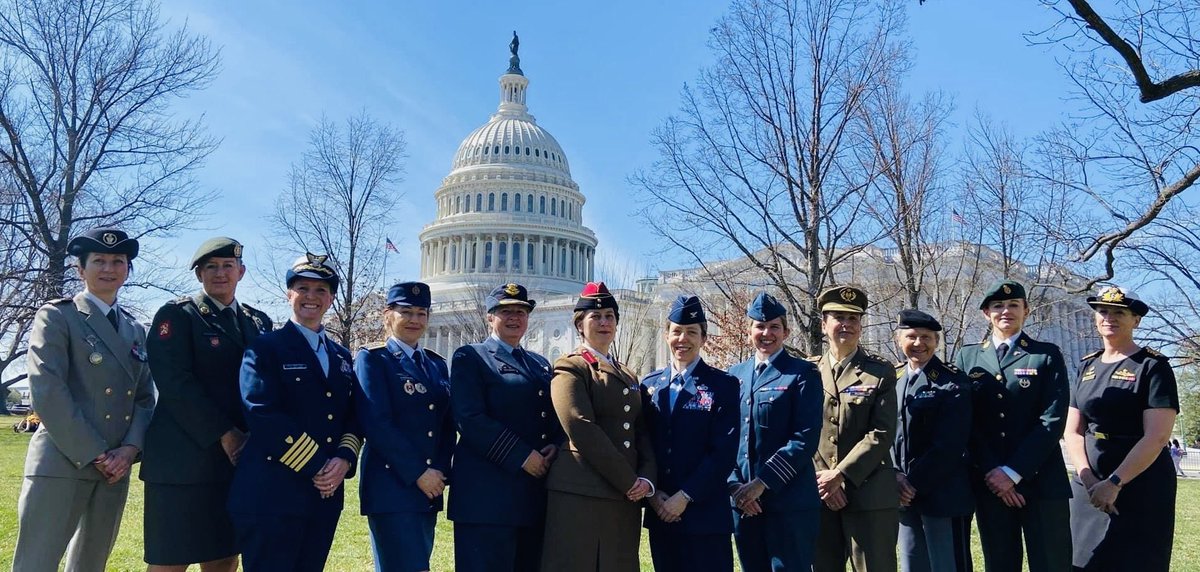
83,290,116,316
582,342,613,365
390,336,418,360
991,331,1022,350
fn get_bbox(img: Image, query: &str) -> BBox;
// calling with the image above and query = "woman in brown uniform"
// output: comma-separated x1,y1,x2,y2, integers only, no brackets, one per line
542,282,657,572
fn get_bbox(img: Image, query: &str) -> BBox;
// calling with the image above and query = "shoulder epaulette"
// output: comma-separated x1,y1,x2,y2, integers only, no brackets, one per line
862,351,890,365
803,355,820,363
424,348,445,361
118,306,137,319
1145,347,1164,357
48,297,72,306
171,295,192,305
942,362,961,373
361,341,387,351
241,301,265,314
894,360,906,369
784,345,806,359
1081,349,1102,361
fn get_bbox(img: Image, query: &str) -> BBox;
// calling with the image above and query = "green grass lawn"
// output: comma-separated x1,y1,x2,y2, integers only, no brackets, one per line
1,412,1197,571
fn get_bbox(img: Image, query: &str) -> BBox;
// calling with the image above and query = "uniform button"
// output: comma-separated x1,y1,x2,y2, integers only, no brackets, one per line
428,404,435,410
828,436,836,443
667,448,672,454
541,434,547,439
105,388,113,395
327,414,334,420
995,374,1002,380
126,390,132,396
1000,432,1007,437
746,399,751,405
829,417,836,423
999,413,1005,418
541,411,548,418
124,415,130,421
538,390,545,396
326,392,332,398
385,464,390,469
426,458,432,465
997,394,1004,399
623,422,631,430
623,405,631,412
427,431,434,437
326,437,333,443
622,388,630,395
295,377,301,382
623,441,631,448
105,414,111,420
745,417,750,422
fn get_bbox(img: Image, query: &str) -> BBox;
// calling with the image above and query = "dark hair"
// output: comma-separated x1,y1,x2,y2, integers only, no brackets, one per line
750,315,789,331
573,308,620,336
79,252,132,273
665,321,708,337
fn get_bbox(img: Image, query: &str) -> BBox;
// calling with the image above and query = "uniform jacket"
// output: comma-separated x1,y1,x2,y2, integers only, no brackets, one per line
141,293,272,484
955,332,1071,499
812,348,899,512
727,349,823,513
546,347,657,501
641,359,740,534
448,337,562,527
893,356,973,517
24,293,156,479
355,338,454,514
227,321,363,516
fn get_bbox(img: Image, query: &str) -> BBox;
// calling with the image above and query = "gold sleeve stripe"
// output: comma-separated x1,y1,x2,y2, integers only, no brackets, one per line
338,433,362,456
288,440,319,471
280,433,316,466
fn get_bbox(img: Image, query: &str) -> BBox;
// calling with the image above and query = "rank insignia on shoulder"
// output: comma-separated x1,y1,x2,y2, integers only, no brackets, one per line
944,363,960,373
363,341,386,350
580,350,599,368
1019,339,1028,347
1082,350,1102,361
199,304,211,315
1145,347,1163,357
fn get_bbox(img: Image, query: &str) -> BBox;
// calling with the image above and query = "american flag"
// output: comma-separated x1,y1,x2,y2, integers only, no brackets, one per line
951,209,965,225
385,237,398,253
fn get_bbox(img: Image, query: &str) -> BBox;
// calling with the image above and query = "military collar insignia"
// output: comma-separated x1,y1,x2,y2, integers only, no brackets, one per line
1019,338,1029,347
969,371,985,379
1019,378,1031,388
199,304,211,315
928,369,939,380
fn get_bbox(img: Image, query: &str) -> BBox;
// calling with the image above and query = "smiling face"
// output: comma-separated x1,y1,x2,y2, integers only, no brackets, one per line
78,253,130,303
1093,306,1140,343
821,311,862,349
487,305,530,347
385,305,430,347
196,256,246,306
665,322,705,367
896,327,939,368
982,298,1028,338
579,308,618,353
748,316,788,360
287,278,333,330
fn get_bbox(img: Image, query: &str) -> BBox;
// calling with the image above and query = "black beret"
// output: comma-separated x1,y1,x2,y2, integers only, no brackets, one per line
190,237,243,268
896,309,942,331
67,228,139,260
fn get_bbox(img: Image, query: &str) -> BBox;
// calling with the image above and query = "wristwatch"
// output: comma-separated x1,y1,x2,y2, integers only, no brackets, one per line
1107,474,1123,487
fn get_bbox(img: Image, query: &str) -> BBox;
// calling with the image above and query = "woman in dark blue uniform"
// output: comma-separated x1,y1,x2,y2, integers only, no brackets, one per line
227,253,362,572
1066,286,1178,571
355,281,453,572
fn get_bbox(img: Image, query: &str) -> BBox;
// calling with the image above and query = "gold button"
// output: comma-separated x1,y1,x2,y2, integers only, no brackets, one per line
327,414,334,420
105,388,113,395
326,437,333,443
623,405,631,412
623,422,631,430
995,374,1002,380
829,417,836,422
427,431,434,437
828,436,836,443
326,392,332,397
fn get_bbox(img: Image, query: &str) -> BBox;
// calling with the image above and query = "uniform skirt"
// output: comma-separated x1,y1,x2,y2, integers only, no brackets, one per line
144,481,237,565
541,490,641,572
1070,439,1175,571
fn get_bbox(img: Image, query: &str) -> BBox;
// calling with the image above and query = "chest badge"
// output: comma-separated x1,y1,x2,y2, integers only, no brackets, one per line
415,382,427,394
1019,378,1032,389
404,380,416,395
89,351,103,365
1112,368,1137,383
1081,367,1096,382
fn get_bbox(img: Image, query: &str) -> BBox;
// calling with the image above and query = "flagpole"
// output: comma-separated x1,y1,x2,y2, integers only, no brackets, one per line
383,238,390,289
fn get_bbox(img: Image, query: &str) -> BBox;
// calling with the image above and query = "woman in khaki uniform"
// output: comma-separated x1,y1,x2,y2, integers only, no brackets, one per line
542,282,657,572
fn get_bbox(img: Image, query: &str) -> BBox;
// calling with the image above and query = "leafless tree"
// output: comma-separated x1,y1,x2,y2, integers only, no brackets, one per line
0,0,218,388
634,0,909,352
266,111,407,349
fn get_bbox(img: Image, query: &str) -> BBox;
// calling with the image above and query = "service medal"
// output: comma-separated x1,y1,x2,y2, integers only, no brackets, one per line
415,383,427,394
1019,378,1031,388
89,352,103,365
404,381,415,395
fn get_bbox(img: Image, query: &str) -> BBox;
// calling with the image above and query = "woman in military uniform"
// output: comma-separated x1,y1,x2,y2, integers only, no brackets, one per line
892,310,973,572
542,282,657,572
954,280,1071,572
355,281,453,572
13,228,155,572
1066,286,1177,571
226,253,363,572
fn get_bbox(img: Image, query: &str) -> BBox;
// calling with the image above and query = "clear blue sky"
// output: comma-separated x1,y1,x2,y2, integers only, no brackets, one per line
148,0,1078,309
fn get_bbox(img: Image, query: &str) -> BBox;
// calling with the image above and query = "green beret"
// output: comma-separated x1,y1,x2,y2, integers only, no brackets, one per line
817,286,867,314
190,237,244,269
979,280,1026,309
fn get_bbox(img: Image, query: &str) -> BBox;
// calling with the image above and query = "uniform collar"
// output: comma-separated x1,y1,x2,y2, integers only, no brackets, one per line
489,333,522,354
670,357,701,379
290,319,325,352
582,342,613,365
83,290,117,316
204,293,238,314
388,336,418,359
755,347,785,369
991,330,1022,349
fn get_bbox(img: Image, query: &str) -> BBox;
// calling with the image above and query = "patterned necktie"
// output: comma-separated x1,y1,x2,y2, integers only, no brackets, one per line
996,342,1010,362
105,308,119,332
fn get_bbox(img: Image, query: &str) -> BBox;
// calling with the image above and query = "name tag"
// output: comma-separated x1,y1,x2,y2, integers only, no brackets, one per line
283,363,307,370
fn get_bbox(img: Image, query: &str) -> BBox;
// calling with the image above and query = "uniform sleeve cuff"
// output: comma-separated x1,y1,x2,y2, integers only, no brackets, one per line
638,477,655,496
1000,465,1023,484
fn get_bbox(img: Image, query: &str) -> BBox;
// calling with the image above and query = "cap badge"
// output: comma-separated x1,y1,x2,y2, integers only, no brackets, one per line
840,288,857,302
412,285,421,295
306,253,328,266
232,244,243,257
101,232,118,245
504,283,520,296
1002,284,1012,294
689,311,698,318
1099,287,1125,303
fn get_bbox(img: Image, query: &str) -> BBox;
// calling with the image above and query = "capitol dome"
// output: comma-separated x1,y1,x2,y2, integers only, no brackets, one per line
418,39,598,297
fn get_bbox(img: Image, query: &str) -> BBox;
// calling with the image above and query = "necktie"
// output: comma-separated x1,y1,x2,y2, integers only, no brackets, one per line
315,336,330,376
105,308,118,332
412,350,430,382
754,362,767,380
996,342,1010,362
512,347,531,373
221,307,240,335
668,373,685,411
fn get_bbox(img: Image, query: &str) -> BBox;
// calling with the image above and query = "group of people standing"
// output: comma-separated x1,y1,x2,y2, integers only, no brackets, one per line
10,226,1180,572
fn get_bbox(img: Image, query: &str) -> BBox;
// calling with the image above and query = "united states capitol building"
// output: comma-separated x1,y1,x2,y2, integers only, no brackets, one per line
417,38,1098,375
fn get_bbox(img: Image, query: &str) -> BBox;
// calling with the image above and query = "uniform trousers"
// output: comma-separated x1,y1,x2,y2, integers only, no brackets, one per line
975,493,1071,572
898,510,972,572
230,512,339,572
648,527,734,572
368,512,436,572
13,475,129,572
733,509,818,572
453,522,543,572
812,507,899,572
